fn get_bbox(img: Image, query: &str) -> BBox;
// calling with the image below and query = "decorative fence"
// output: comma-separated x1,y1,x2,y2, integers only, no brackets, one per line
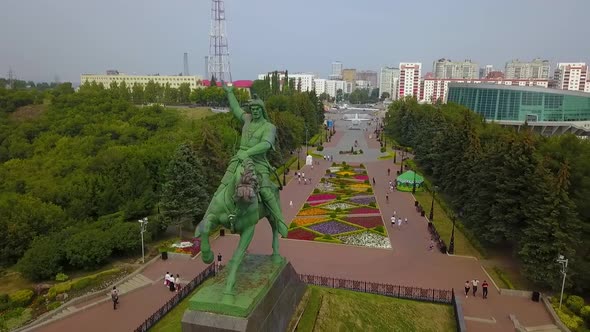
451,289,467,332
133,263,216,332
298,274,453,304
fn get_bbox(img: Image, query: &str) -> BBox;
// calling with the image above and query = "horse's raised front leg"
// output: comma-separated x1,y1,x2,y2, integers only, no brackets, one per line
222,224,255,303
268,218,283,263
195,213,216,264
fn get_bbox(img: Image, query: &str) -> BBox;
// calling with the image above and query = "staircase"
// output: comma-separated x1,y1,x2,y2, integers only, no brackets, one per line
105,274,153,298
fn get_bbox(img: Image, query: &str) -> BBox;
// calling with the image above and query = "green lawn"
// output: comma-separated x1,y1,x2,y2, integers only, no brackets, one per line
413,191,482,259
294,286,455,332
175,107,214,120
150,285,204,332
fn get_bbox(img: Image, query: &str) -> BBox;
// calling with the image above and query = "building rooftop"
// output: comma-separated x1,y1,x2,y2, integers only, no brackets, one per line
448,83,590,98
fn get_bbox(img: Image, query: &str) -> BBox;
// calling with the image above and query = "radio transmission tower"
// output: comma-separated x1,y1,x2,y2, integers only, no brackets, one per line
183,53,190,76
208,0,232,83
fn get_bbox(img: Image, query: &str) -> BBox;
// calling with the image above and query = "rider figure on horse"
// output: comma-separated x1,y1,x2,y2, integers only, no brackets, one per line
217,84,288,237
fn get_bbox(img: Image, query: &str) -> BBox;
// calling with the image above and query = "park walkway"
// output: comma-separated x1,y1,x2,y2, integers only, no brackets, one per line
34,112,555,332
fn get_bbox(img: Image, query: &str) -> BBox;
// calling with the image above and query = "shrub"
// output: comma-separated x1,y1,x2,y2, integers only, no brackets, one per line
366,188,373,193
369,202,376,207
108,221,141,255
335,207,342,212
567,295,585,314
325,169,331,174
580,305,590,324
332,162,337,166
71,277,93,291
0,293,11,311
359,163,365,168
64,229,112,269
359,149,363,154
55,273,69,282
289,223,297,229
322,234,333,240
46,301,62,311
317,145,324,151
342,161,347,166
3,307,32,331
47,282,72,300
8,289,34,307
556,309,583,331
313,188,320,193
380,147,386,153
329,212,337,219
374,226,384,233
335,195,341,200
17,235,64,281
303,203,310,208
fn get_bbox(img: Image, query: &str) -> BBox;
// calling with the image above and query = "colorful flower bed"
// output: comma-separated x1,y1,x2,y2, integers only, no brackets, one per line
338,231,391,249
292,217,326,227
308,220,359,235
322,202,357,210
349,207,380,214
297,207,330,216
343,216,383,228
288,228,318,241
167,238,201,256
288,162,390,249
307,193,337,202
348,195,376,205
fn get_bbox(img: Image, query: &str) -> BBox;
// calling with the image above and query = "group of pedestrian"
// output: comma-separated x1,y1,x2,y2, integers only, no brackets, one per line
390,210,408,228
164,272,181,292
464,278,489,299
323,155,333,161
295,171,311,185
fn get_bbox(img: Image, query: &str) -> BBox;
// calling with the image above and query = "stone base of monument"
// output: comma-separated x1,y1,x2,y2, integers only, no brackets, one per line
182,254,305,332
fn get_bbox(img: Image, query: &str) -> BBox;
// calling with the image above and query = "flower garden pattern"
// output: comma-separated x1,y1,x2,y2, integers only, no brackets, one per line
289,162,391,249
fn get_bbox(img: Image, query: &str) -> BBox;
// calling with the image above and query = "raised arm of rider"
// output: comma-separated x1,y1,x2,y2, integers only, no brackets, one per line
227,89,245,122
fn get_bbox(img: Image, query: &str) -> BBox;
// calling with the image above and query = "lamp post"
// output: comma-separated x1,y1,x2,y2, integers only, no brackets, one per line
297,147,301,170
412,169,417,194
283,166,287,186
448,215,456,254
138,217,148,263
429,186,438,220
556,255,568,310
305,125,309,156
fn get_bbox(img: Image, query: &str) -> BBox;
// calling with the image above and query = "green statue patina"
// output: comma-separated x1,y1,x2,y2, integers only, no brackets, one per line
195,83,289,302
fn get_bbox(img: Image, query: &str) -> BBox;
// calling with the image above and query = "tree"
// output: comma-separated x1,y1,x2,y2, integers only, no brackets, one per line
336,89,343,103
209,76,217,87
64,229,112,269
319,92,330,102
178,83,191,104
380,92,390,100
160,143,210,237
17,235,64,281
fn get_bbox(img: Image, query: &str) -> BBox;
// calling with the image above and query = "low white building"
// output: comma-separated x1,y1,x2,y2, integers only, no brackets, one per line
257,72,317,92
326,80,347,99
81,72,202,89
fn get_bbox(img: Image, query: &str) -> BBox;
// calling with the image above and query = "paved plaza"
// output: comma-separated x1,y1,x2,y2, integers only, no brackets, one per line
33,111,555,332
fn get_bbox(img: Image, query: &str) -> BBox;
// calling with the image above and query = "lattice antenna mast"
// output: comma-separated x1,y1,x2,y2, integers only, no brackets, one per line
208,0,232,83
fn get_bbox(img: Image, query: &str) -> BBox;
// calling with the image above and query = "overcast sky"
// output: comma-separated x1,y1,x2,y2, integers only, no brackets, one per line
1,0,589,83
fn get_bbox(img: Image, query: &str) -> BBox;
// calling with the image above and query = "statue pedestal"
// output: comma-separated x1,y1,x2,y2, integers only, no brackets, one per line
182,255,305,332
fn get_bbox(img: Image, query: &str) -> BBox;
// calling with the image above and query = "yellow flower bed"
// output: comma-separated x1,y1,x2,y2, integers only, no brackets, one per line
349,183,370,188
292,217,327,226
337,171,356,176
297,208,329,216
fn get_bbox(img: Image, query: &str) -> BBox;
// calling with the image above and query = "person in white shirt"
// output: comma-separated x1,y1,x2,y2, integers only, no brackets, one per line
164,272,170,287
397,218,402,228
175,274,181,292
472,279,479,297
391,216,395,227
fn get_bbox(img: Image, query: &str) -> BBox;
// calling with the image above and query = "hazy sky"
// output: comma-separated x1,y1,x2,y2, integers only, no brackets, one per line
1,0,589,83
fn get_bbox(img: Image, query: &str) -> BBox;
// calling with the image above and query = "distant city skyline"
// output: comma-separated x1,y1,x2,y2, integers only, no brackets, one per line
1,0,589,83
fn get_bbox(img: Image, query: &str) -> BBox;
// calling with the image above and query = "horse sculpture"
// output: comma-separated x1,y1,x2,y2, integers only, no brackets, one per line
194,158,285,301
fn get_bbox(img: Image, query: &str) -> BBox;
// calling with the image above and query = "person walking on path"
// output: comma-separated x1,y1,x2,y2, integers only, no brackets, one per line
111,286,119,310
404,217,408,224
387,168,391,176
391,216,395,227
175,274,181,292
397,218,402,228
472,279,479,297
386,193,389,204
372,177,375,185
482,280,489,299
429,239,434,251
464,281,471,298
289,200,293,208
168,273,176,292
164,272,170,287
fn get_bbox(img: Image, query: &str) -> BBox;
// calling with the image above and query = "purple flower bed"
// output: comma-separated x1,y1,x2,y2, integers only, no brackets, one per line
308,220,359,235
348,196,376,205
307,193,337,202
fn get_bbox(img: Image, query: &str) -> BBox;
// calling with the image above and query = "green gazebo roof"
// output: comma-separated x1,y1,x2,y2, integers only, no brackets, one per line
396,170,424,184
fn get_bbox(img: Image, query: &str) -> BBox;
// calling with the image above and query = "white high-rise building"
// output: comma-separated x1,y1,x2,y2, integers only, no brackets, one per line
398,63,422,99
433,59,479,79
505,58,550,79
379,67,400,100
326,80,347,99
554,63,589,92
313,79,327,95
330,61,343,80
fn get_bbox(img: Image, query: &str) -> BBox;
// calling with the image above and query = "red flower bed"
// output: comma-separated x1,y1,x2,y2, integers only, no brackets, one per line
288,228,317,241
354,175,369,181
307,193,337,202
343,216,383,228
349,207,380,214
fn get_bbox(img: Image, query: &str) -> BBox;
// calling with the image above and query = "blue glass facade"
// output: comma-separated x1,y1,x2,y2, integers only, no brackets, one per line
447,84,590,122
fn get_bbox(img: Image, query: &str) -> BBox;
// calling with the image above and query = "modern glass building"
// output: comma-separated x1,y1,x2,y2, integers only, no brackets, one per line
447,84,590,122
